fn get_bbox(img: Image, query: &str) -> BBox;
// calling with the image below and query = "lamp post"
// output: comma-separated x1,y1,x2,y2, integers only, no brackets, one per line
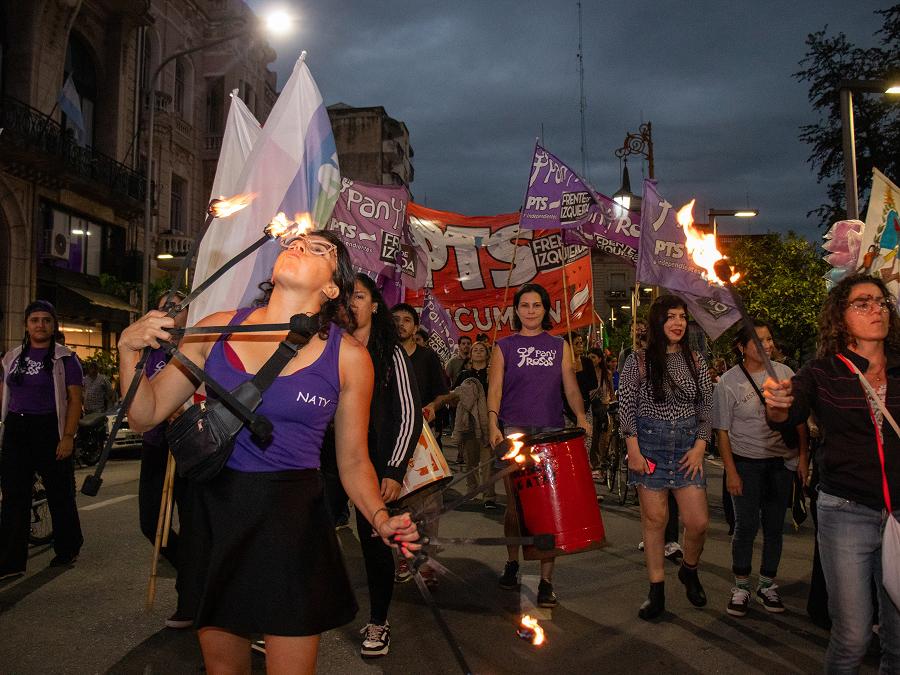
708,208,759,237
141,14,293,313
838,78,900,221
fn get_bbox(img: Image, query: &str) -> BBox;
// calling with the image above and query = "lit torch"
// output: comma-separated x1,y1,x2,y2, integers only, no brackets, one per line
163,193,258,314
517,614,546,646
679,201,780,382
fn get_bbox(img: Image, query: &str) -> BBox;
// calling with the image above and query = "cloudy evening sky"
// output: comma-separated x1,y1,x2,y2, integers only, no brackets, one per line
248,0,891,240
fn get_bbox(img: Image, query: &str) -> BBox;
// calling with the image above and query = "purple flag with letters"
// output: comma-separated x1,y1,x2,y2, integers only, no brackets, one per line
637,179,740,340
326,178,427,289
563,199,640,263
521,143,596,230
420,290,459,366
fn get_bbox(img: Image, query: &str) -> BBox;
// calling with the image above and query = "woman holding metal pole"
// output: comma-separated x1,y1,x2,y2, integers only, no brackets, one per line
618,295,713,621
117,230,418,673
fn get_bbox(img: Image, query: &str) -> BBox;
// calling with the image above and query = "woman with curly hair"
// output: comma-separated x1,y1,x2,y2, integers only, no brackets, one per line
116,230,419,673
765,273,900,672
618,295,713,620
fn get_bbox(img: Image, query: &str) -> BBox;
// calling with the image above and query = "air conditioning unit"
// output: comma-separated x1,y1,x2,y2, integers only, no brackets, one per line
49,218,70,260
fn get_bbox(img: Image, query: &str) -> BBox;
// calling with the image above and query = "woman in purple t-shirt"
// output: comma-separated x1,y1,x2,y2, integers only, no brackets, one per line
487,283,589,609
117,230,419,673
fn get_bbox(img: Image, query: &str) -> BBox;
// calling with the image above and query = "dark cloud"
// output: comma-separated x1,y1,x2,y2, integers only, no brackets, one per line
249,0,890,239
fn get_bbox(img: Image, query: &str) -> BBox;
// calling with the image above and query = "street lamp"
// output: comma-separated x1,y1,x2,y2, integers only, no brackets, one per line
612,161,636,211
708,208,759,237
839,77,900,221
141,14,292,312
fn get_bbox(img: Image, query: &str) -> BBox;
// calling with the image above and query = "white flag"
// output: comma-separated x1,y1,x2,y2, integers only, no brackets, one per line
855,169,900,296
186,52,341,322
188,91,261,326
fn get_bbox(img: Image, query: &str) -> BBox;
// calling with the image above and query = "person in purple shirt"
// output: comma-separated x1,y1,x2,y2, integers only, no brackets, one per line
487,283,589,609
0,300,84,579
117,230,419,673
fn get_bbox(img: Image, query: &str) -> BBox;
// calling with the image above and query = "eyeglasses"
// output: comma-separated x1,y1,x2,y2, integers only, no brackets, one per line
279,233,336,257
848,296,893,314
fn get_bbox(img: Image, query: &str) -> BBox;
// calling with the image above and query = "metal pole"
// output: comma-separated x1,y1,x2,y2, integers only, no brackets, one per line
141,27,252,314
840,87,859,221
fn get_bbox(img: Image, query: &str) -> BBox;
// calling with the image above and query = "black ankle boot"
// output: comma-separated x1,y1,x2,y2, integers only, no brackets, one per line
678,563,707,607
638,581,665,620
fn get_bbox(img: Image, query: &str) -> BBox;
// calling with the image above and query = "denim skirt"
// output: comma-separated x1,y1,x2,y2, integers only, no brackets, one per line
628,416,706,490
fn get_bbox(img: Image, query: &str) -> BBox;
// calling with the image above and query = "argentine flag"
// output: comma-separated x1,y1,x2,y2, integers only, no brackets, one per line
58,75,85,145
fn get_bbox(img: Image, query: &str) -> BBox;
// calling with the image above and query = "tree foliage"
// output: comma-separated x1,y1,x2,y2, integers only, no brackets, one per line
712,233,828,366
794,5,900,227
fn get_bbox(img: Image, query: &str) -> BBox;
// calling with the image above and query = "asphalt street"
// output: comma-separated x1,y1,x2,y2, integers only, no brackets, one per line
0,448,882,674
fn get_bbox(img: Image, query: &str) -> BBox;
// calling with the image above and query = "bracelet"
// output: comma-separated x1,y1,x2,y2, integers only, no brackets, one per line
371,506,389,528
488,410,499,417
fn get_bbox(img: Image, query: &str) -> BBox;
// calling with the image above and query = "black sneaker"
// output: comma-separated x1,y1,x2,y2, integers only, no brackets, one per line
727,587,751,617
537,579,558,608
756,584,785,613
165,610,194,629
483,500,498,510
499,560,520,589
360,622,390,658
49,554,78,567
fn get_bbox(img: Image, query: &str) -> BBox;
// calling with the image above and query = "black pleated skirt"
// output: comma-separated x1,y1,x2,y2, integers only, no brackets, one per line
191,467,358,636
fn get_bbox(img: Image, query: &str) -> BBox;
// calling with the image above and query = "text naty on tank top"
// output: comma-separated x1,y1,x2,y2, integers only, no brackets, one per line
203,308,343,472
497,331,564,429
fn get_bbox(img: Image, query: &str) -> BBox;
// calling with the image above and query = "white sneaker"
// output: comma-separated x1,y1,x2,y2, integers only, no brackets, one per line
664,541,684,563
360,622,390,657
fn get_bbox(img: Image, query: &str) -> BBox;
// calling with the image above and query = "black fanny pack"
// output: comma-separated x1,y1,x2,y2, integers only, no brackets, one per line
167,314,318,482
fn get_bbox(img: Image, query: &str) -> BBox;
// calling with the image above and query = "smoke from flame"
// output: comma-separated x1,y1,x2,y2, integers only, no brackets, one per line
210,193,256,218
677,200,740,286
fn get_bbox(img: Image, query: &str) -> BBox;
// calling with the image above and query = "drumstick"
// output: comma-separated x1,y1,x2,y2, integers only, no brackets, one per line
160,453,176,548
146,454,175,609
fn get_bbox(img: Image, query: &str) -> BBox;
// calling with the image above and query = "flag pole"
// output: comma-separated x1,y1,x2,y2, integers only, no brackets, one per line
588,256,596,347
491,223,521,346
561,234,575,366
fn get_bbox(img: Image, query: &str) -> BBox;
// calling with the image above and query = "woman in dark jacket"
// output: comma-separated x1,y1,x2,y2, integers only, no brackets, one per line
347,273,422,658
765,273,900,672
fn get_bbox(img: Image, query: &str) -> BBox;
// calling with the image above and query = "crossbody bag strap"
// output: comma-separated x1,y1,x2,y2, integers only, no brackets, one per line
739,363,767,406
836,354,896,512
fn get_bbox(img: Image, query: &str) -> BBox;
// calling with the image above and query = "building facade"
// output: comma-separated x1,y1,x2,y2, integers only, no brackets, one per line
0,0,276,357
328,103,414,189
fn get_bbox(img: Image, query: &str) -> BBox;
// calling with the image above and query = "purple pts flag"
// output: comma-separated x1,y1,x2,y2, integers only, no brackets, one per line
420,290,459,366
327,179,427,289
637,179,740,340
521,143,596,230
563,198,640,263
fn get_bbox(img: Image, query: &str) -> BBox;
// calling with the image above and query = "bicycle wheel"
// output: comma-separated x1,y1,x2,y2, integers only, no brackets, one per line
29,480,53,546
605,434,618,492
617,441,630,506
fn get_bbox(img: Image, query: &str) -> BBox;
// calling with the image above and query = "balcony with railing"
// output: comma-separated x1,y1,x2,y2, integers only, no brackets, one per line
0,95,145,208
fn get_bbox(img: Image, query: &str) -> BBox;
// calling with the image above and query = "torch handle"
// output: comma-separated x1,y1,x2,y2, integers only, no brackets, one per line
725,284,781,383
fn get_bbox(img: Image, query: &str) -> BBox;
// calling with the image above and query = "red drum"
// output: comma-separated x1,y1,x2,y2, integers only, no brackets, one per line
510,428,606,560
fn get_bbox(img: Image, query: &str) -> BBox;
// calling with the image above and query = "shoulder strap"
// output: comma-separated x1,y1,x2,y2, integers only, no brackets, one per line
836,354,895,511
739,363,766,406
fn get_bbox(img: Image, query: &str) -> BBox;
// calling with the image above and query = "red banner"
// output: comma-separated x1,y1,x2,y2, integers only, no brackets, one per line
406,203,592,341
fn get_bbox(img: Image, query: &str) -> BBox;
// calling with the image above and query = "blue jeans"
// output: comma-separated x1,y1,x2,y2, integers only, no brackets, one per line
817,490,900,673
730,456,793,578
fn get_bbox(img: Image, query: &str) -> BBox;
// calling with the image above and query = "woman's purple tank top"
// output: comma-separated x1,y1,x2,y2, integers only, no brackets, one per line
497,331,565,428
203,308,343,472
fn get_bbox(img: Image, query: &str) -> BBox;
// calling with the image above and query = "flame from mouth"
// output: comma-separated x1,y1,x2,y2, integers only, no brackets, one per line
210,193,256,218
677,200,740,286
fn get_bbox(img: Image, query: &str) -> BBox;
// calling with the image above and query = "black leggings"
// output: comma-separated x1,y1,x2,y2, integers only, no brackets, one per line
0,413,83,571
355,504,395,624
